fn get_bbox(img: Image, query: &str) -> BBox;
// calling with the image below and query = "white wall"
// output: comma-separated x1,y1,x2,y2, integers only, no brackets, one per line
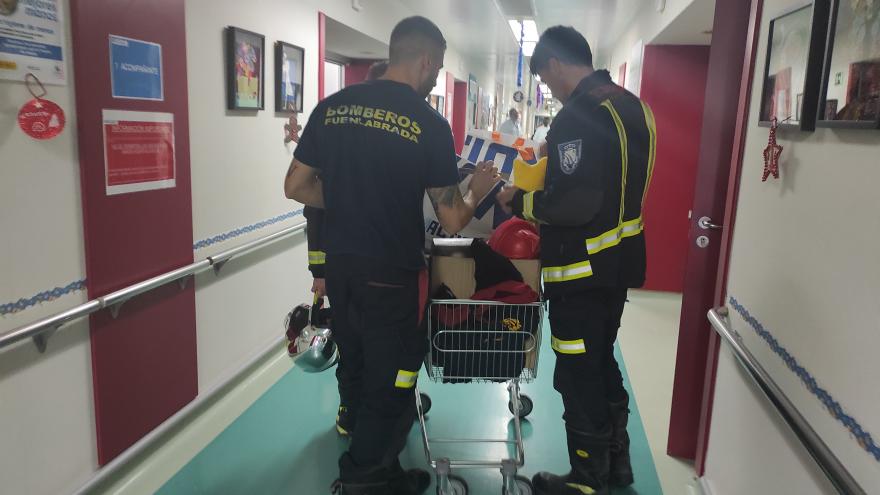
702,348,837,495
599,0,697,72
702,0,880,491
0,2,98,492
1,1,525,494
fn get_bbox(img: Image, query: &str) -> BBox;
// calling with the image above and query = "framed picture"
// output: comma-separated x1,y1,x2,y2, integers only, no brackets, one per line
275,41,304,113
427,94,445,116
758,1,831,131
825,98,839,119
225,27,265,110
818,0,880,129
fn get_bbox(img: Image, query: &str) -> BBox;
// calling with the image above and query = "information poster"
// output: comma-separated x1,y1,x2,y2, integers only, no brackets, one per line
0,0,66,84
102,109,175,196
109,35,163,100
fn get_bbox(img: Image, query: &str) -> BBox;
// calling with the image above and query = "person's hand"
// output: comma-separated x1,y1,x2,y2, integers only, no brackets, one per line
311,278,326,299
496,185,520,215
468,160,500,199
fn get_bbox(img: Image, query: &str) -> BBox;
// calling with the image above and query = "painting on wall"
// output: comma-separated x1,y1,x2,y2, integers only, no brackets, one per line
758,2,830,130
275,41,304,113
427,94,445,117
226,27,265,110
819,0,880,128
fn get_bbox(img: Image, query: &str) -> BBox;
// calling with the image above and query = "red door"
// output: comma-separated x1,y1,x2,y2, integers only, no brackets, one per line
452,81,468,154
666,0,762,461
639,46,711,293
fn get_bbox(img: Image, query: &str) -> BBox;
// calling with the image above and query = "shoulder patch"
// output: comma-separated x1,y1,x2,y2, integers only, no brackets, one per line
557,139,582,175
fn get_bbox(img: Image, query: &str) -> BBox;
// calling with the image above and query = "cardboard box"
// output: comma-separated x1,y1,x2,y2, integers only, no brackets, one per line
429,237,541,298
429,239,542,376
430,256,541,299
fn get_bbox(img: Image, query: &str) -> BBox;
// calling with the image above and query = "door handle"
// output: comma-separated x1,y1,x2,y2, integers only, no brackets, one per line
698,216,723,230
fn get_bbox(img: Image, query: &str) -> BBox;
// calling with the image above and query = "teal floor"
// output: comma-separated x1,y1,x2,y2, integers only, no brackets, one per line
159,335,662,494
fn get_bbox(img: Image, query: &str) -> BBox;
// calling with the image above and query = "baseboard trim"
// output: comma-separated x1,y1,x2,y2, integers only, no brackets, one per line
696,476,715,495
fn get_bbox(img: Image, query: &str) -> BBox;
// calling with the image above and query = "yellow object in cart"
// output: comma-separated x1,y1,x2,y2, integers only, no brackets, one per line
513,156,548,192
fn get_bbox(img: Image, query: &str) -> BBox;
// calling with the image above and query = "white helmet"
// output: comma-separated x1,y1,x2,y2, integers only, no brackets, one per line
285,297,338,373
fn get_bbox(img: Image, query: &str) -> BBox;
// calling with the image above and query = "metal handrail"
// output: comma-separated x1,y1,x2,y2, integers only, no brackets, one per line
708,307,865,495
0,221,307,352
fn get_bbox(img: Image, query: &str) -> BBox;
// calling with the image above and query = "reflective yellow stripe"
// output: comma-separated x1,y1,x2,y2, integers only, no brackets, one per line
551,336,586,354
542,260,593,283
585,216,644,255
308,251,326,265
640,101,657,207
585,225,623,255
582,102,651,258
394,370,418,389
620,216,643,238
601,100,628,225
565,483,596,494
522,191,539,223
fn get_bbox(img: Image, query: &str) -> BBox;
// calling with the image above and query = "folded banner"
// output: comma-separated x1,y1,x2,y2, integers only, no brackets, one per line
424,130,540,242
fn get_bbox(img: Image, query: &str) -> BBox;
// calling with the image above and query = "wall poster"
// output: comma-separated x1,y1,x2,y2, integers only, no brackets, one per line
0,0,66,84
102,109,176,195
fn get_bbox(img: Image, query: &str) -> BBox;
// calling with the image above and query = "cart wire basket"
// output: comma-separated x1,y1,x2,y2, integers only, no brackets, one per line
416,298,544,495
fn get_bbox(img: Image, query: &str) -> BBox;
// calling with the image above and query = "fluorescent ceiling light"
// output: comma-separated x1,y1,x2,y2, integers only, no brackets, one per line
508,19,539,44
523,41,536,57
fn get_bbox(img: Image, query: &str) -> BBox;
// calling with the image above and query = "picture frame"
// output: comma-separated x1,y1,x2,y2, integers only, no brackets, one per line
817,0,880,129
275,41,305,113
225,26,265,110
758,1,831,131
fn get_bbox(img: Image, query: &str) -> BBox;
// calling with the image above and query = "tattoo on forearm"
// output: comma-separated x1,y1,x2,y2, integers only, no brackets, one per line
428,186,462,211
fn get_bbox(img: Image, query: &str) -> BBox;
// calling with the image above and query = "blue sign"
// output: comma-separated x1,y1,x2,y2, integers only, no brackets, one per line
109,35,163,101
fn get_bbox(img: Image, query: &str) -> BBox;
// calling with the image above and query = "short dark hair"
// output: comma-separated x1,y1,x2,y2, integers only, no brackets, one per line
366,60,389,80
529,26,593,75
389,16,446,63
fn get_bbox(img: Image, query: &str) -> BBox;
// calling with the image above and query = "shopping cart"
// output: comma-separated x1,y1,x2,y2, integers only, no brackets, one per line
415,295,544,495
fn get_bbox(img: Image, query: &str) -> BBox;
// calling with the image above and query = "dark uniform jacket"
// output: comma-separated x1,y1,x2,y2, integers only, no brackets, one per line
511,70,656,298
304,206,326,278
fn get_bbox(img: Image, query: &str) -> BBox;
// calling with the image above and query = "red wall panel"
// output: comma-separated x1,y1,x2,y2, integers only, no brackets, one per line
453,81,468,154
70,0,197,464
344,60,377,87
639,45,711,292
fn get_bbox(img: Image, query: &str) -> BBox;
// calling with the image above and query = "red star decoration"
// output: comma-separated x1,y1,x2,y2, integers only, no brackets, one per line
284,114,302,144
763,118,783,182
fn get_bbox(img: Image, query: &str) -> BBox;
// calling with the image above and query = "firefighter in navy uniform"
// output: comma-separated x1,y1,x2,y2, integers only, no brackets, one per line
285,16,499,495
301,60,389,439
498,26,656,495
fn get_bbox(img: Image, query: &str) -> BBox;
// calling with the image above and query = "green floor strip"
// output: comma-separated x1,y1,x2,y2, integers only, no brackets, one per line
160,333,662,494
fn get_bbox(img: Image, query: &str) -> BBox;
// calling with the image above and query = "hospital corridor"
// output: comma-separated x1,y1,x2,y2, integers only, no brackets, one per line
1,0,878,494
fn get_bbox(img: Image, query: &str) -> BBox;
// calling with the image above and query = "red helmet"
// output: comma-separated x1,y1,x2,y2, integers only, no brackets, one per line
489,218,540,259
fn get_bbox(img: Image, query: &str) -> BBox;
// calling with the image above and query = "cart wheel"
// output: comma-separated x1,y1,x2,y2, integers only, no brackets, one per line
508,394,534,418
436,474,468,495
420,393,432,415
502,475,533,495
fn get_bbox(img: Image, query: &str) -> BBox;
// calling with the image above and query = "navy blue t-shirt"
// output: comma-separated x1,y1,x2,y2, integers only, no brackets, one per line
294,80,459,270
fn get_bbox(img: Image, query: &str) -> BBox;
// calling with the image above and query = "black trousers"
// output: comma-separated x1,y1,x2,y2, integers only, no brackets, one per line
549,287,629,433
326,254,427,476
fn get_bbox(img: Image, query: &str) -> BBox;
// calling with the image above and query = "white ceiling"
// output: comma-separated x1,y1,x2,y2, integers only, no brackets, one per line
329,0,716,67
393,0,665,66
325,16,389,60
652,0,716,45
396,0,521,60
